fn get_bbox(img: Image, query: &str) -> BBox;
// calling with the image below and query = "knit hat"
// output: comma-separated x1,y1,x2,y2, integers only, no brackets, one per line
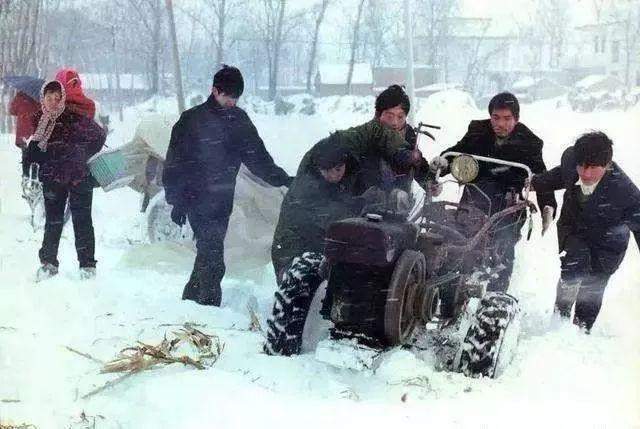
212,64,244,98
375,84,410,115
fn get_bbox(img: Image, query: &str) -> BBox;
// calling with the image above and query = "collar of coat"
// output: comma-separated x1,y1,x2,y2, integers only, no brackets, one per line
468,119,541,145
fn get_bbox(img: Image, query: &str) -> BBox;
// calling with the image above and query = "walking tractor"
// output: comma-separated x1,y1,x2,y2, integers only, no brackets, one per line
314,126,537,378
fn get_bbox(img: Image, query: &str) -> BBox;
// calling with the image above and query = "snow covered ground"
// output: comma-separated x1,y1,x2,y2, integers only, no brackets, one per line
0,94,639,428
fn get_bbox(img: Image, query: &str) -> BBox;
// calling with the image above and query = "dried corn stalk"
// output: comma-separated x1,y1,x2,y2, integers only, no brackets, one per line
100,324,223,375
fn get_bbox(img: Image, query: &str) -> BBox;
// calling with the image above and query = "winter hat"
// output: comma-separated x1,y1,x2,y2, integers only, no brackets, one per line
55,67,96,118
488,92,520,119
574,131,613,167
313,134,350,170
55,68,83,95
375,84,410,115
213,64,244,98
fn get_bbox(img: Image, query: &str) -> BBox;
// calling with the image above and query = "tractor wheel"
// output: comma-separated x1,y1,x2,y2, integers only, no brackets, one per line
457,292,520,378
384,250,426,346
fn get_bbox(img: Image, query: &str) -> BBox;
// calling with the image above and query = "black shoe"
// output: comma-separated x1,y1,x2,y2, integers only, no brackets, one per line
181,281,200,301
554,304,572,319
195,296,220,307
573,317,593,334
79,267,96,280
36,263,58,282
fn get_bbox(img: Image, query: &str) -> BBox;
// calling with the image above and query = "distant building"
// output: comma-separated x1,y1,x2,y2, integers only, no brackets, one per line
372,66,439,92
510,77,567,102
565,4,640,88
433,16,520,97
315,63,373,96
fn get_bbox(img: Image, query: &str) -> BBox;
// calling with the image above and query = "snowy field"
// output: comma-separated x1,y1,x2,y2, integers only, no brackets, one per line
1,93,639,428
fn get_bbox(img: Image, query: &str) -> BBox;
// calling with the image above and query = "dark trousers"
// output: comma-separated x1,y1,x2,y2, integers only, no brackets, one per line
182,210,231,306
21,147,30,177
486,217,524,292
40,179,96,268
461,184,524,292
556,235,611,330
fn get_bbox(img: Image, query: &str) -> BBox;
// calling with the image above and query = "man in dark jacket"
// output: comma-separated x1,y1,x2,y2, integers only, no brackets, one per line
433,92,557,292
163,65,292,307
266,135,371,356
531,131,640,332
271,135,366,277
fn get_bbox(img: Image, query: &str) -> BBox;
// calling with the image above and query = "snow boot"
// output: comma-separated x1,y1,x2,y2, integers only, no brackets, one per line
36,263,58,282
79,267,96,280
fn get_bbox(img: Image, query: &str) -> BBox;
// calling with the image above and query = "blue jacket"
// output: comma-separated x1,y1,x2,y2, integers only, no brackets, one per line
532,146,640,274
163,95,291,218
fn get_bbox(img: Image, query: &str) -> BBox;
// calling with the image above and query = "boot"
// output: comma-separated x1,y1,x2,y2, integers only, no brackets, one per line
36,263,59,282
79,267,96,280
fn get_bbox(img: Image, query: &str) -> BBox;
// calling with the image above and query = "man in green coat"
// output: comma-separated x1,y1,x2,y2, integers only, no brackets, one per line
296,116,423,195
266,134,388,356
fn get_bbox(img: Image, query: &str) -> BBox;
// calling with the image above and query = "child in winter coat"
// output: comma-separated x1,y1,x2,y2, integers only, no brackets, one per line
25,80,106,281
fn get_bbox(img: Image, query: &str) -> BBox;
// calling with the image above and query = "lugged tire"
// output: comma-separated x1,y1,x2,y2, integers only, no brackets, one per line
458,292,520,378
264,252,324,356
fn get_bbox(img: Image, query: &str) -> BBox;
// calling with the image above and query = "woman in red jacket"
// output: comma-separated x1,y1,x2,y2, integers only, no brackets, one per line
8,91,40,178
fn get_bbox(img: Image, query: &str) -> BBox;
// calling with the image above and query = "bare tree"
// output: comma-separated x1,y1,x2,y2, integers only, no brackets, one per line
0,0,47,77
610,1,640,88
178,0,237,68
214,0,228,66
253,0,304,100
459,19,508,95
412,0,457,82
306,0,330,92
0,0,55,132
534,0,569,69
269,0,286,100
346,0,366,95
358,0,398,68
116,0,165,95
404,0,415,124
165,0,185,112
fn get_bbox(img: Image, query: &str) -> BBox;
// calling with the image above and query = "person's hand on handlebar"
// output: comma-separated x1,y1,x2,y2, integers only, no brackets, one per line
429,155,449,173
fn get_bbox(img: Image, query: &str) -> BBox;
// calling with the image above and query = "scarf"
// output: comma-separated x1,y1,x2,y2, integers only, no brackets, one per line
32,80,67,151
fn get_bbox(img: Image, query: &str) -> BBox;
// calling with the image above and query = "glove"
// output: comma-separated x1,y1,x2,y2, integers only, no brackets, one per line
429,156,448,173
170,206,187,226
410,148,424,166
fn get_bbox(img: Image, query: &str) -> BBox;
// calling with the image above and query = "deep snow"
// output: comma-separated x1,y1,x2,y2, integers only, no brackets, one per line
0,94,639,428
